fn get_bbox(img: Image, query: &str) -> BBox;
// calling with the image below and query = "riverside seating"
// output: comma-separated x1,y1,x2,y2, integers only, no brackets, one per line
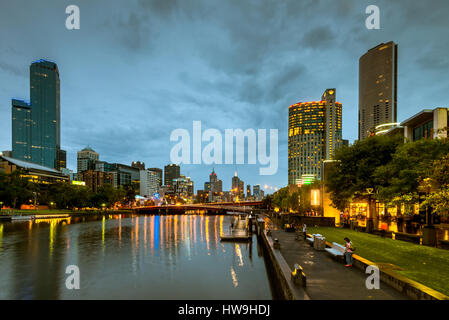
306,234,322,245
325,242,346,258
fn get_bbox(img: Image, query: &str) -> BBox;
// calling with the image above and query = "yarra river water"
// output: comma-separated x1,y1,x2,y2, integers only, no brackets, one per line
0,214,274,299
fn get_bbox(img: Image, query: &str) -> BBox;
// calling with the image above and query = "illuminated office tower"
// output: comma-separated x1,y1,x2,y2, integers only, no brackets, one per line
322,89,342,160
288,89,342,185
164,163,180,188
11,99,32,162
359,41,398,140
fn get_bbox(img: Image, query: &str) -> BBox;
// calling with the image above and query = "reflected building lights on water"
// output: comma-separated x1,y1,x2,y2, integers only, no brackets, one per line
0,214,272,299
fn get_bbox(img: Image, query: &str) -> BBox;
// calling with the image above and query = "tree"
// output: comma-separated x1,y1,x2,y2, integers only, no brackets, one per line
122,183,137,206
326,134,403,210
0,170,37,208
375,138,449,203
422,153,449,217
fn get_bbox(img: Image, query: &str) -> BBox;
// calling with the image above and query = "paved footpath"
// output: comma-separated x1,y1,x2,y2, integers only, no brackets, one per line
271,228,409,300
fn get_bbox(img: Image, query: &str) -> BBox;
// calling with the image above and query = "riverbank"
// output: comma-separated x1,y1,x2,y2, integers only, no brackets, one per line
308,226,449,297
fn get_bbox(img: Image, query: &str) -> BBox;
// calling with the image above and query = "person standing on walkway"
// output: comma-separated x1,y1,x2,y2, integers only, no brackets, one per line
344,237,354,267
302,223,307,240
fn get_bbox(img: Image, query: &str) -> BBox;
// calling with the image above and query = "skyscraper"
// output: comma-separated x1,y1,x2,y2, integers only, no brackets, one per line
253,185,261,200
288,89,342,185
231,171,240,193
208,169,222,193
148,168,163,187
11,59,64,169
164,164,180,188
359,41,398,140
11,99,32,162
140,169,160,197
77,146,99,173
30,60,61,168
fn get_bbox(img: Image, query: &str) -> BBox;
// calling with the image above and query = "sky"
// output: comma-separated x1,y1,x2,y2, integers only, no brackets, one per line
1,0,448,193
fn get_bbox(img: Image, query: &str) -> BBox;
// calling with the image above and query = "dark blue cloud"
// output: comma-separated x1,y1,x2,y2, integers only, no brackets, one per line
1,0,449,192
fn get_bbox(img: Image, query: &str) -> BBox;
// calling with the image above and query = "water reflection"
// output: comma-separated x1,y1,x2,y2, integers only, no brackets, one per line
0,214,272,300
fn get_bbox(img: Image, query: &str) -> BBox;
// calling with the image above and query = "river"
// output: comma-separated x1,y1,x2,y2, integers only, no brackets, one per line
0,214,273,299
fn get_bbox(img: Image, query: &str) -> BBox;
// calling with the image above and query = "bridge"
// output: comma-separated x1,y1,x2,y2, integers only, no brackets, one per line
134,201,264,215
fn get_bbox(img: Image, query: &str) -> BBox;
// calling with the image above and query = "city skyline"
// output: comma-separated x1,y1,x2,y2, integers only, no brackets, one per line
1,0,449,191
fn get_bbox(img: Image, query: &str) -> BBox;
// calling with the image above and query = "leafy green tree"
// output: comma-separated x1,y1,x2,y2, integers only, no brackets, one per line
0,170,37,208
326,134,403,210
422,153,449,217
375,138,449,203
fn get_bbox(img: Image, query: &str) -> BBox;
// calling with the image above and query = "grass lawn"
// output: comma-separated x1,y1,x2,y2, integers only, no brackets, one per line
308,226,449,297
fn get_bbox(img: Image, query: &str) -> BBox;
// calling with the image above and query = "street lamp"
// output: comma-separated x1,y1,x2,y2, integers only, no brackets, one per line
366,188,374,233
418,178,437,246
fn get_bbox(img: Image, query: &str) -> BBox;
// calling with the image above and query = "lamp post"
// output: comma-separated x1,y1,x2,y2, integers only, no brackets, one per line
366,188,374,233
33,192,38,211
419,178,437,246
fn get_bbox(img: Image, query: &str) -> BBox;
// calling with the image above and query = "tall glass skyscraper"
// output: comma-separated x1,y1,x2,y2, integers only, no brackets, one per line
359,41,398,140
30,60,61,168
11,59,63,169
11,99,32,161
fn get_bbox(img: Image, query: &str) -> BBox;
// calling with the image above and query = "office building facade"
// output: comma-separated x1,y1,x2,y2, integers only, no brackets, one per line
77,147,99,173
164,164,180,188
81,170,113,193
140,169,160,197
402,107,448,141
359,42,398,140
148,168,163,187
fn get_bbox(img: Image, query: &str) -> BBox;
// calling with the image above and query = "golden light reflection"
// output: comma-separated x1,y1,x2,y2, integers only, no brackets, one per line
445,230,448,241
0,224,3,252
144,216,147,249
150,215,154,251
193,215,196,244
230,266,238,287
235,244,244,267
190,215,193,244
200,215,204,242
160,215,164,247
174,215,178,247
205,216,209,251
49,219,57,256
214,216,218,247
102,215,105,249
220,216,223,237
119,214,122,247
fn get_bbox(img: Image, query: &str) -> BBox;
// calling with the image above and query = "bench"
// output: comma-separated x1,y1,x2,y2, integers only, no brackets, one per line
325,242,345,258
305,233,322,245
394,232,421,244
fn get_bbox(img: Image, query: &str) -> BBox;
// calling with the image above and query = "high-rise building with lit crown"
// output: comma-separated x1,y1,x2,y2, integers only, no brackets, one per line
359,41,398,140
288,89,342,185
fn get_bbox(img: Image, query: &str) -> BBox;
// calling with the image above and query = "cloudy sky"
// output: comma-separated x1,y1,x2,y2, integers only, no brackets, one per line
1,0,448,192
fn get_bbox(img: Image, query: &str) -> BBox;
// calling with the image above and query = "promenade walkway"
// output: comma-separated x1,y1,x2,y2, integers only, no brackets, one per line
271,228,409,300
